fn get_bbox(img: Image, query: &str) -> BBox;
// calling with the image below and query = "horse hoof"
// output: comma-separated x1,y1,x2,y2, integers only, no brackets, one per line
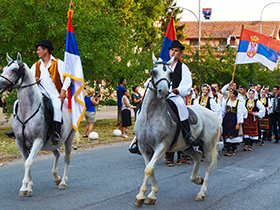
195,177,204,185
54,178,61,186
26,190,33,197
134,198,145,207
144,198,157,205
195,194,205,201
19,191,27,197
58,183,67,190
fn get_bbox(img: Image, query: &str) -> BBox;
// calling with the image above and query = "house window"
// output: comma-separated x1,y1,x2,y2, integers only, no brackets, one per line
190,39,198,46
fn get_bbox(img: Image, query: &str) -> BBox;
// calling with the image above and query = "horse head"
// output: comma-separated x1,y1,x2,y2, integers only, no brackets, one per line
150,52,174,101
0,53,27,93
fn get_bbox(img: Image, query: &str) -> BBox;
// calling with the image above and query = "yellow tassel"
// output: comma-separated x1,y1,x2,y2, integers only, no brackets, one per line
68,9,73,17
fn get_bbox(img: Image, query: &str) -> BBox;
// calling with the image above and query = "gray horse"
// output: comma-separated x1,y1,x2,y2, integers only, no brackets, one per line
134,53,220,206
0,53,75,197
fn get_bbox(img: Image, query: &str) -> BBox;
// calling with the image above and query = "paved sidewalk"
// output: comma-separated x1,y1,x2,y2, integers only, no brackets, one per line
0,106,135,128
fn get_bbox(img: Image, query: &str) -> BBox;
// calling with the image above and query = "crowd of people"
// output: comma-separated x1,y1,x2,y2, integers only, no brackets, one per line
187,81,280,157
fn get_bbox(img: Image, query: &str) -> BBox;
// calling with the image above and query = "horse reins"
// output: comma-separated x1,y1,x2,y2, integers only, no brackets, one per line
16,103,42,150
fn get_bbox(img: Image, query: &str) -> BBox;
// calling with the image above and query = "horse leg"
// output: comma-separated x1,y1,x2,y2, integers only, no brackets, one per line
195,141,216,201
59,132,74,190
135,144,166,206
52,149,61,186
183,147,204,186
134,151,152,206
144,169,159,205
19,140,43,197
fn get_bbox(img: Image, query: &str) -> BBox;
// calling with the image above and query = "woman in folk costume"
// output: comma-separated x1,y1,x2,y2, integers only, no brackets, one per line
186,85,200,105
222,89,247,156
199,84,222,125
258,88,271,146
243,89,265,151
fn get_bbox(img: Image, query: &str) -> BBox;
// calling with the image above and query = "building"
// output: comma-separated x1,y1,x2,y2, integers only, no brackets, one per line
177,21,280,50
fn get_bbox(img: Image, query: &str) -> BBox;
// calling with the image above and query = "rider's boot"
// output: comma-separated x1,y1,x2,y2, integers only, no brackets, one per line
128,138,141,155
180,119,195,145
5,131,15,138
52,121,61,145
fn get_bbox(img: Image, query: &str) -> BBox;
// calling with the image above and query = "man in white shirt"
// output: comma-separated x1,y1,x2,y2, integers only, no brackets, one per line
30,40,71,145
166,40,194,144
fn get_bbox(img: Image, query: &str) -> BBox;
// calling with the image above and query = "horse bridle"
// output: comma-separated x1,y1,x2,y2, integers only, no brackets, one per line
1,60,41,149
0,61,37,91
149,61,172,92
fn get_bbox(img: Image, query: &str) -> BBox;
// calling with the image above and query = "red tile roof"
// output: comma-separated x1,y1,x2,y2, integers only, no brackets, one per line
177,21,280,39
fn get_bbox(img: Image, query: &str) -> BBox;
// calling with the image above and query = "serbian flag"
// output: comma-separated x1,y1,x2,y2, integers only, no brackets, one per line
159,17,176,62
63,8,86,131
235,28,280,71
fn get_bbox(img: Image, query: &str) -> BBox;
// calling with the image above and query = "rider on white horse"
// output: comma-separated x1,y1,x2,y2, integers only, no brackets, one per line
31,40,71,145
129,40,194,154
165,40,195,143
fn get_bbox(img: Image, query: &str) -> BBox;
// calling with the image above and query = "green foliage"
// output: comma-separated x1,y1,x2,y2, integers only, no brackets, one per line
99,98,117,106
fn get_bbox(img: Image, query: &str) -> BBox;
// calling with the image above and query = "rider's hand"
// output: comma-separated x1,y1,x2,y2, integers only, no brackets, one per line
172,88,180,95
59,89,67,109
35,77,42,84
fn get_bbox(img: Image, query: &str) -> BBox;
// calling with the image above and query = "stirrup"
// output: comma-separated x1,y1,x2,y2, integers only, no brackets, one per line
51,132,60,145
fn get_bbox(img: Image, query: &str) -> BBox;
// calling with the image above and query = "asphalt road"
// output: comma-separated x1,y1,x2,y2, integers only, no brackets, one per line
1,140,280,210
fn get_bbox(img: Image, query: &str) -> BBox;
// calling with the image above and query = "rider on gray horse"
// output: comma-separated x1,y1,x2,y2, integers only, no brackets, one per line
129,40,195,153
31,39,71,145
5,40,71,145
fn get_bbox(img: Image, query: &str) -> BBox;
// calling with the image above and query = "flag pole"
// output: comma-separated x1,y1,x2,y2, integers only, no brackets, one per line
232,64,236,81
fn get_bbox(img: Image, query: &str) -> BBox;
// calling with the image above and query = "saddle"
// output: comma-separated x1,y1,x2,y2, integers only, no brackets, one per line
166,100,198,149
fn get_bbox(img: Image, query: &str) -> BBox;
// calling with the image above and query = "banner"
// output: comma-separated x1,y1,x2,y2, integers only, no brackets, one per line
63,9,86,131
159,17,176,62
235,28,280,71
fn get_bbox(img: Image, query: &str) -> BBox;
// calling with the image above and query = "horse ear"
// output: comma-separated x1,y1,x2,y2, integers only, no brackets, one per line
17,52,22,64
152,52,158,64
167,56,175,65
6,53,13,63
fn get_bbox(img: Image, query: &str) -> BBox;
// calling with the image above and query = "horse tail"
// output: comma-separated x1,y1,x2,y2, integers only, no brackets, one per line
211,113,220,168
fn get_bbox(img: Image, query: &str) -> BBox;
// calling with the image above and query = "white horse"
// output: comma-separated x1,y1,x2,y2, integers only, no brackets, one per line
0,53,75,197
133,54,220,206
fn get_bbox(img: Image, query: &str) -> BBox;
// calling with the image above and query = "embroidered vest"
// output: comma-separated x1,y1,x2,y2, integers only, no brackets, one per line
226,99,239,113
260,97,268,108
172,61,182,89
35,58,62,93
199,96,211,110
245,99,259,112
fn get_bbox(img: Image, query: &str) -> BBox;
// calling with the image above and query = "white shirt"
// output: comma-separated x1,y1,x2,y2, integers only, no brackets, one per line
30,55,71,98
170,62,192,97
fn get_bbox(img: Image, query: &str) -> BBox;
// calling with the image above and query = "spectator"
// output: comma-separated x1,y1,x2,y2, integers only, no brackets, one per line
0,93,7,113
121,89,133,138
117,78,126,131
131,85,142,121
268,85,280,143
83,88,101,139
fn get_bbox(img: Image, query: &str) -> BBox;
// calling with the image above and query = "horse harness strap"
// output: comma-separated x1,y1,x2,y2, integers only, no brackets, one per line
16,103,42,150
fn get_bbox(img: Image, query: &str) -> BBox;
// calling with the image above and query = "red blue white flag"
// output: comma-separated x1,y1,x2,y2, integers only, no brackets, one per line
235,28,280,71
63,8,86,131
159,17,176,62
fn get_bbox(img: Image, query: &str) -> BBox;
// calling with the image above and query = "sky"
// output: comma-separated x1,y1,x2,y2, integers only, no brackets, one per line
176,0,280,22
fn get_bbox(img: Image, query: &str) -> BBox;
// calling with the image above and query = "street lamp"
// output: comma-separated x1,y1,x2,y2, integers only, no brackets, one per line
168,4,201,51
260,2,280,34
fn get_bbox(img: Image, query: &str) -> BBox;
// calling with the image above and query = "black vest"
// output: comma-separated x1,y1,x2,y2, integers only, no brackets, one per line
172,61,182,89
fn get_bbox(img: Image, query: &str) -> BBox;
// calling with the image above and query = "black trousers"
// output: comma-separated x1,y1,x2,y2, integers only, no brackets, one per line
270,113,280,141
